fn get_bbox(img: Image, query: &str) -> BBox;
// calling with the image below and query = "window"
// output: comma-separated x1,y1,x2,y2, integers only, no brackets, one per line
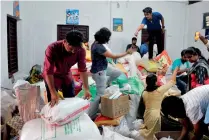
7,15,18,78
57,25,89,42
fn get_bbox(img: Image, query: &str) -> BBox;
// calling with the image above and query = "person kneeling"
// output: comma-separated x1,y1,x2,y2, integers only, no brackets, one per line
135,68,179,140
162,85,209,140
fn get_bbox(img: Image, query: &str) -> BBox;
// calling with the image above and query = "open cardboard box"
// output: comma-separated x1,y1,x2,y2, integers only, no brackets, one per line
101,93,129,119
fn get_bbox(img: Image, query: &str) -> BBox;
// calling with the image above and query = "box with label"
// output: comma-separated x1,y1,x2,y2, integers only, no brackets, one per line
101,94,129,119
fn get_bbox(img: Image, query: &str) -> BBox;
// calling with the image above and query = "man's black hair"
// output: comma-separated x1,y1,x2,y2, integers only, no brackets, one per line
94,27,111,44
181,49,186,57
132,37,137,41
66,30,83,47
161,96,186,118
143,7,152,13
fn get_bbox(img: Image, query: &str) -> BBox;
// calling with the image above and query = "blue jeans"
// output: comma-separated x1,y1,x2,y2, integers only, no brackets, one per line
88,65,122,119
176,76,187,95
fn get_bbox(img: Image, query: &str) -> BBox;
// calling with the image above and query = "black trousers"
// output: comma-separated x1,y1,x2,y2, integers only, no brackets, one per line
148,30,164,59
45,81,75,102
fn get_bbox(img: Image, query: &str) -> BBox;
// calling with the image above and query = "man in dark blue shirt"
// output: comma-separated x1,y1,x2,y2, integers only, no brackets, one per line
134,7,165,59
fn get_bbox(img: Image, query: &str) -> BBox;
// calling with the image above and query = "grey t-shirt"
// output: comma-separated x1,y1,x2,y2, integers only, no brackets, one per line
90,43,107,73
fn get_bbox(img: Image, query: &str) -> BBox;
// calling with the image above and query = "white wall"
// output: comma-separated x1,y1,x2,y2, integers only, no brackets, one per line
19,1,186,69
110,1,187,59
20,1,111,73
1,1,188,88
1,1,25,88
185,1,209,59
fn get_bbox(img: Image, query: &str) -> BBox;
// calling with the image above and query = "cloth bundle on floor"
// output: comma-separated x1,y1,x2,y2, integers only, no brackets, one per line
40,98,90,126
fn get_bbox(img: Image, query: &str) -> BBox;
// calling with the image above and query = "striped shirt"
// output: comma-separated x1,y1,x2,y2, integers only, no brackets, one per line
181,85,209,124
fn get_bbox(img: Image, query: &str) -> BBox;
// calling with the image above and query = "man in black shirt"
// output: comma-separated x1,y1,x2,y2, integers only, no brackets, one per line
126,37,140,54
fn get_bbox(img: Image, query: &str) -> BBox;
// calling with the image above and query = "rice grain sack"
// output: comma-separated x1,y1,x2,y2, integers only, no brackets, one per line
20,113,102,140
154,50,172,68
137,58,160,72
40,98,90,126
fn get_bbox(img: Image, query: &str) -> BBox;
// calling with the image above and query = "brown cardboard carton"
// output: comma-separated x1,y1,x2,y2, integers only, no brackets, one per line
101,94,129,119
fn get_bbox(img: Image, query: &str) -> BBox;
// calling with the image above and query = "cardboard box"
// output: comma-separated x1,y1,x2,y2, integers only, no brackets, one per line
101,94,129,119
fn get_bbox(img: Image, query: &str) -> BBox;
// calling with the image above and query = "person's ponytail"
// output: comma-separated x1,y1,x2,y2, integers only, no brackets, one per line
194,47,208,63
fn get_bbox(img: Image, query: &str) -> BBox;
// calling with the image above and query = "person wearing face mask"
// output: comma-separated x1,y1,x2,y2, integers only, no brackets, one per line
126,37,140,54
134,7,165,60
171,50,190,95
43,30,91,107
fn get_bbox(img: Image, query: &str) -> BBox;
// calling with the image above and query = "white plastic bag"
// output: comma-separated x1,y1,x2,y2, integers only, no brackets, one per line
1,91,17,123
132,52,142,64
130,130,144,140
1,90,17,110
124,54,139,77
102,126,134,140
20,113,102,140
40,97,90,126
132,119,143,131
13,80,29,90
105,85,120,95
120,84,132,92
114,117,131,137
125,94,141,129
160,136,174,140
117,57,127,64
